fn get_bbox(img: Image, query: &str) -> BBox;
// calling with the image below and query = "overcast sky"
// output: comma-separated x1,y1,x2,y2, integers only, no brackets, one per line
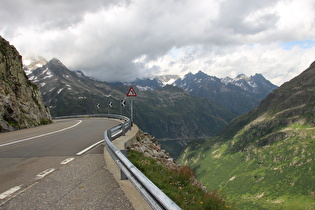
1,0,314,85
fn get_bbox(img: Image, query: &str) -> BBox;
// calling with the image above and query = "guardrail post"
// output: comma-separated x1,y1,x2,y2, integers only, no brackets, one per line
120,149,128,180
122,123,126,136
107,129,112,141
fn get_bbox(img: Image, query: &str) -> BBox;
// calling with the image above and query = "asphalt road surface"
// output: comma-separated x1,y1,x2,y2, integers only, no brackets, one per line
0,118,120,203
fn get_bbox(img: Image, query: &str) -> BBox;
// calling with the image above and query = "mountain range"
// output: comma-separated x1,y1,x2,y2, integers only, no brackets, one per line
128,70,277,115
23,57,235,139
179,61,315,209
23,57,276,139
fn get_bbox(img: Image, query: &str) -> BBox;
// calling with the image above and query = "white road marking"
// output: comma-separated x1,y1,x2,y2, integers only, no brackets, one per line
35,168,55,180
0,185,22,200
76,139,104,156
60,158,75,165
0,120,82,148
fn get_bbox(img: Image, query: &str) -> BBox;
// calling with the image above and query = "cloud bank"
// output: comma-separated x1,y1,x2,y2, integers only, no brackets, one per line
1,0,314,85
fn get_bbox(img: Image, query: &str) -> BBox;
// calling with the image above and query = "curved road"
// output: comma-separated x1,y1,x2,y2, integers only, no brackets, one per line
0,118,119,202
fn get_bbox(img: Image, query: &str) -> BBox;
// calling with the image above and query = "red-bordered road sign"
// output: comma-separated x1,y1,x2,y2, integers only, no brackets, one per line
126,87,137,97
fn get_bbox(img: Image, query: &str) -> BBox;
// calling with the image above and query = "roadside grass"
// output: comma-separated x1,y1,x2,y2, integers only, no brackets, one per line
128,150,233,210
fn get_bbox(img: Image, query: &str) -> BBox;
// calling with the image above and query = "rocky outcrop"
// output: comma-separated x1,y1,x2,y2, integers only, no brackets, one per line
130,130,180,169
130,130,208,191
0,36,51,132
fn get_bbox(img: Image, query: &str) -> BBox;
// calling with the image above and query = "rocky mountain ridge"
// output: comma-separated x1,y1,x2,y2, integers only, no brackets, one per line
0,36,51,132
129,70,277,115
173,71,277,114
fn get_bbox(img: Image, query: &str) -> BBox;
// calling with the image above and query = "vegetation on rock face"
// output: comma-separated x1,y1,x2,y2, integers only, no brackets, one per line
179,61,315,209
0,36,51,132
128,131,232,209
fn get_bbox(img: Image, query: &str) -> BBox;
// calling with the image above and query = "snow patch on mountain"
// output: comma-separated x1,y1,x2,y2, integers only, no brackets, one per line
154,75,180,86
136,85,153,91
57,88,64,94
23,56,48,73
248,81,257,88
66,84,72,90
43,69,53,79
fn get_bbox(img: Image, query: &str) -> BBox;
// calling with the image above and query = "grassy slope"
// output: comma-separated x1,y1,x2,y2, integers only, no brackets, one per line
179,62,315,209
179,124,315,209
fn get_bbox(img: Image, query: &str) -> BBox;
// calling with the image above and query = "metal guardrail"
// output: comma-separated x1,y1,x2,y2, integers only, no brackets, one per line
103,115,181,210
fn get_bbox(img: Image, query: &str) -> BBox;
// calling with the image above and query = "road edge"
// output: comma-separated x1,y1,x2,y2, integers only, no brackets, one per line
103,124,151,210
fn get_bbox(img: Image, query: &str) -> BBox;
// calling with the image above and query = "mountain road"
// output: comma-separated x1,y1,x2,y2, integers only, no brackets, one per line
0,118,134,209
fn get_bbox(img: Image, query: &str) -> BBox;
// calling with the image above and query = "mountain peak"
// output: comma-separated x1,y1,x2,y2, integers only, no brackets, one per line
23,56,48,74
48,58,67,70
185,72,194,77
253,73,263,77
195,70,208,78
235,74,249,80
50,57,62,63
251,73,265,80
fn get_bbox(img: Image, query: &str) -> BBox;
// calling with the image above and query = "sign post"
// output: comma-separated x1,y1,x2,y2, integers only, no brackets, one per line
126,87,137,122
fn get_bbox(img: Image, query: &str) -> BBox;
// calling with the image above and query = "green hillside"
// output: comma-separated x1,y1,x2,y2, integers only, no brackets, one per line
179,61,315,209
180,127,314,209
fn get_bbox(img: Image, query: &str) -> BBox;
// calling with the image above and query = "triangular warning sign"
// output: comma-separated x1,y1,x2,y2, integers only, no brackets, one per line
126,87,137,97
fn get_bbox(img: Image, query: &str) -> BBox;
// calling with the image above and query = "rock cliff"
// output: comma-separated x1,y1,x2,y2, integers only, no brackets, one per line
0,36,51,132
130,130,180,169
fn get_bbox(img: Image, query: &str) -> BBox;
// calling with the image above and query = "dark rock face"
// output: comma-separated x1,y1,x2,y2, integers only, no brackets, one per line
0,36,51,132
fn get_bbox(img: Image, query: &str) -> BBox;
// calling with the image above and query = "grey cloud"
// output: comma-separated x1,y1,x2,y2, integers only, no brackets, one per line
0,0,129,33
55,0,305,82
215,0,279,35
1,0,313,84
